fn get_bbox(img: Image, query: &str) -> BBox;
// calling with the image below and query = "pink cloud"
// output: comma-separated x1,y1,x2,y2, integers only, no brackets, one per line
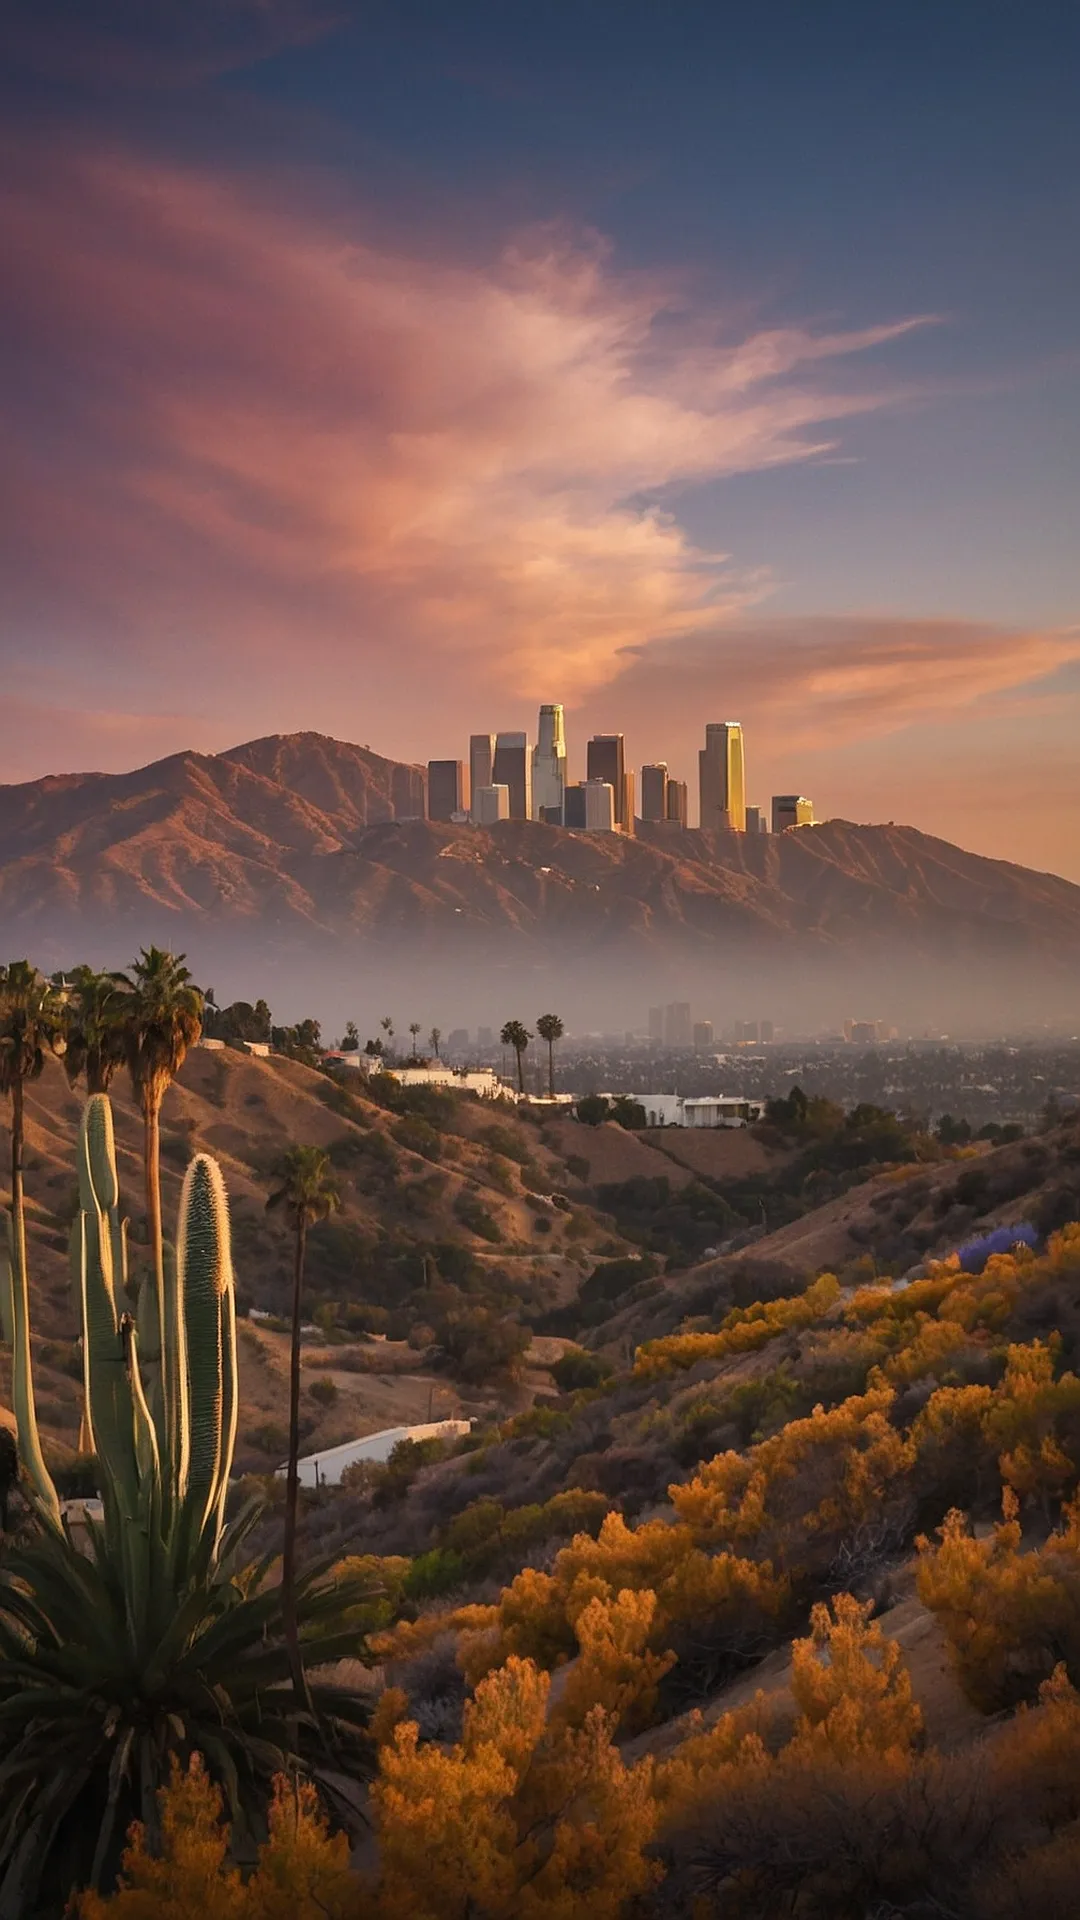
0,139,935,717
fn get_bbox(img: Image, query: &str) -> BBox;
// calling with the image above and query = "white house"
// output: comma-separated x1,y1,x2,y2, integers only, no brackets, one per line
634,1093,764,1129
280,1418,472,1489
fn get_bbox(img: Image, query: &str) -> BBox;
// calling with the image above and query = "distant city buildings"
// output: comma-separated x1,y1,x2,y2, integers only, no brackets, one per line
665,778,689,827
693,1020,714,1048
664,1001,692,1047
469,734,495,820
532,704,567,818
583,778,616,831
427,758,464,822
699,721,746,832
640,761,669,823
474,783,510,824
587,733,633,832
772,794,815,833
493,732,531,820
422,709,815,839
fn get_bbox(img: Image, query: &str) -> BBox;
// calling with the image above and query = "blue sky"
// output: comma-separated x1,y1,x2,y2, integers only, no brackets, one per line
1,0,1078,871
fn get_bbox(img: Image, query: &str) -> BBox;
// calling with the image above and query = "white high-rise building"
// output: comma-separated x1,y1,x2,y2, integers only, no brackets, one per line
474,784,511,825
532,704,567,819
469,734,495,821
699,721,746,831
583,778,616,831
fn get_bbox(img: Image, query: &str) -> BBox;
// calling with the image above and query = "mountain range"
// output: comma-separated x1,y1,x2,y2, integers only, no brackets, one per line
1,731,1077,1031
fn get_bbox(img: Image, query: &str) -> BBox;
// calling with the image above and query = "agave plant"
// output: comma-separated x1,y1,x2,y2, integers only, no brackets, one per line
0,1097,370,1916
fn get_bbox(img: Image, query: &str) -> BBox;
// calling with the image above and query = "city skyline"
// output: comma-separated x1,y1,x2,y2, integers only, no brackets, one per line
437,708,803,832
0,3,1077,880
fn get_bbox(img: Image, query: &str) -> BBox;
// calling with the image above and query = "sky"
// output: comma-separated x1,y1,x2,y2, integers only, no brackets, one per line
1,0,1078,876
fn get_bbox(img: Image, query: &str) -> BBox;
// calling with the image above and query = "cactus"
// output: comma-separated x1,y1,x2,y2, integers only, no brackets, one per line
8,1094,238,1562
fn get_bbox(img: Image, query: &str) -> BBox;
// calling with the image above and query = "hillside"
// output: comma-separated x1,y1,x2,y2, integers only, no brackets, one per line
0,1049,641,1473
1,731,1078,1027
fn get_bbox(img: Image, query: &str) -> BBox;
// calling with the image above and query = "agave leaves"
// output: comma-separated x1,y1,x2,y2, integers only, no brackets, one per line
0,1502,373,1915
0,1095,373,1912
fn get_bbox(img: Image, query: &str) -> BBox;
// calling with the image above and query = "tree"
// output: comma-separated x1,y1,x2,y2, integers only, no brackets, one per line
342,1020,359,1053
266,1146,341,1705
120,949,203,1407
575,1094,609,1127
535,1013,564,1096
0,961,67,1512
409,1022,422,1060
500,1021,532,1095
428,1027,441,1059
62,966,129,1093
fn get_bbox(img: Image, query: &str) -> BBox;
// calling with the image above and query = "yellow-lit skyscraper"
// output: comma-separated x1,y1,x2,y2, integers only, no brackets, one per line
698,721,746,831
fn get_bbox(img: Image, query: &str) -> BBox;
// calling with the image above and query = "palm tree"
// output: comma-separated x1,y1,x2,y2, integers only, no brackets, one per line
61,965,129,1094
380,1015,395,1061
409,1021,422,1060
429,1026,442,1059
0,962,65,1511
500,1019,532,1094
266,1145,341,1705
536,1012,565,1096
120,949,202,1452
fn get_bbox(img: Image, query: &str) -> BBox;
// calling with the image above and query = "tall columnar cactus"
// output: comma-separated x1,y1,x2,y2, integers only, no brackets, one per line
7,1094,238,1560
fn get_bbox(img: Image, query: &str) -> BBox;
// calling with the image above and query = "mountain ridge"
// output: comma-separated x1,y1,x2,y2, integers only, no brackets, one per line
1,731,1076,1028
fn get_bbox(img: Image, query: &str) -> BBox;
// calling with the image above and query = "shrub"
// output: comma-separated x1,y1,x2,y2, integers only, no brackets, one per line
551,1349,615,1392
308,1377,338,1408
392,1116,442,1161
916,1491,1080,1710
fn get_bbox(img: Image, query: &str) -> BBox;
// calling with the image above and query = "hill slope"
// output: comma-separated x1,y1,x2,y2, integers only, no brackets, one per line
1,730,1077,1026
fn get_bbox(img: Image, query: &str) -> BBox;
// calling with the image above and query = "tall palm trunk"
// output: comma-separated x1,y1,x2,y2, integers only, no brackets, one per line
282,1212,309,1707
515,1046,525,1093
546,1038,555,1097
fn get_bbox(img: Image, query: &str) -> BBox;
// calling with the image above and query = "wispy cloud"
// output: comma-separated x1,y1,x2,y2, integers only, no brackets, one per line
594,615,1080,746
0,139,935,716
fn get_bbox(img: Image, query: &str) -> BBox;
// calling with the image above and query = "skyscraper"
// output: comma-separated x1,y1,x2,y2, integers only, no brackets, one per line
664,1002,692,1047
587,733,630,830
427,759,464,822
563,783,587,829
772,795,814,833
745,805,769,835
532,704,567,819
665,779,688,827
698,722,746,832
474,783,510,824
469,733,495,819
583,779,615,830
641,762,669,823
493,732,531,820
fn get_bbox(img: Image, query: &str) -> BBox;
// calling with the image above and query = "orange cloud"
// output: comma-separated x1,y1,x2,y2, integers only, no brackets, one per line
591,616,1080,748
0,139,934,715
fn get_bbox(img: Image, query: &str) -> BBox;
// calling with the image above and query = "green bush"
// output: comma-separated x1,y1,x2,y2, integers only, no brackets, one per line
454,1190,503,1242
393,1115,443,1161
550,1348,615,1391
309,1377,338,1407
